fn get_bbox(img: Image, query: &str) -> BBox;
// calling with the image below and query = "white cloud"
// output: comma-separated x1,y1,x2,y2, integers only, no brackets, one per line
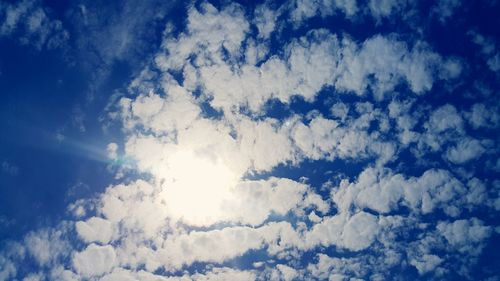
306,253,370,280
290,112,396,165
22,273,43,281
236,118,296,171
288,0,358,27
331,166,480,217
24,227,71,267
469,31,500,73
155,2,249,71
437,218,492,254
416,104,465,154
1,1,497,280
335,35,445,99
427,104,463,133
254,3,279,40
0,0,68,49
0,255,17,281
466,103,500,129
368,0,405,20
301,211,379,252
341,211,379,251
72,244,117,278
156,222,290,271
106,143,119,160
330,102,349,121
470,31,496,55
432,0,462,23
153,3,457,118
409,254,443,275
224,177,329,226
120,86,201,135
86,173,329,273
194,29,340,112
99,180,169,236
192,267,256,281
445,138,486,164
48,266,79,281
75,216,115,244
273,264,299,281
487,53,500,72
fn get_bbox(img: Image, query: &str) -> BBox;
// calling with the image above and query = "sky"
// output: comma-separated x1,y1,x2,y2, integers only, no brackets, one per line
0,0,499,280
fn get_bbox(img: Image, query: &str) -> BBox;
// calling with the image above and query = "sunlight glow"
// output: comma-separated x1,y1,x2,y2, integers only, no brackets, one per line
160,150,238,226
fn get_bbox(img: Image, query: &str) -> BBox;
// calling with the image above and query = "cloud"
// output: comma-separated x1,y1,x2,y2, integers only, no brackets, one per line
340,211,380,251
66,0,176,100
0,0,498,280
332,166,486,217
409,253,443,275
0,253,16,280
272,264,298,281
24,228,71,267
445,138,486,164
466,103,500,129
1,161,18,176
368,0,407,21
288,0,358,26
253,2,280,40
0,0,68,49
157,222,289,271
335,35,456,99
414,104,465,154
432,0,462,23
75,216,115,244
469,31,500,73
72,244,117,278
437,218,492,254
71,0,173,65
106,143,119,160
156,3,458,115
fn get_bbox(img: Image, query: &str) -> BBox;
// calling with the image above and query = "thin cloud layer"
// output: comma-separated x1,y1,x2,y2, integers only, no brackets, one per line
0,0,68,50
0,0,499,280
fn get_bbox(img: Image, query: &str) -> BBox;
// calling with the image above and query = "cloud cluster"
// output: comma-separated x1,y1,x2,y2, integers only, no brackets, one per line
0,0,498,280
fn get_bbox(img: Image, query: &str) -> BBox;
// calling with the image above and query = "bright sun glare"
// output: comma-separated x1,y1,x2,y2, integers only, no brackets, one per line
160,150,238,226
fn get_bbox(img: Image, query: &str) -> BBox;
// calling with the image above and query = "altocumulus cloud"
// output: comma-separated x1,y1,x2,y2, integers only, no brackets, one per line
0,0,68,50
0,0,499,280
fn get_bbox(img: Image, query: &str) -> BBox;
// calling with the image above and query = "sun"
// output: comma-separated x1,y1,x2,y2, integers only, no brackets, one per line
159,149,238,226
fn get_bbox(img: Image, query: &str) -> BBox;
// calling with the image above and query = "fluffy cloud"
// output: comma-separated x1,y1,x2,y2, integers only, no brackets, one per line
332,166,484,217
0,0,68,49
0,1,498,280
445,138,486,164
427,104,463,133
368,0,406,20
75,216,115,244
72,244,117,278
437,218,492,254
466,103,500,129
409,254,443,275
154,2,458,116
288,0,358,27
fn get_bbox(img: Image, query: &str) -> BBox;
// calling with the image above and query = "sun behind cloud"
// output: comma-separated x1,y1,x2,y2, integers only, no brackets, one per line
159,149,239,226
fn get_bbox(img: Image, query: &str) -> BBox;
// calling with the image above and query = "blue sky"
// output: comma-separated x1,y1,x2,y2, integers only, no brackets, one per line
0,0,499,280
